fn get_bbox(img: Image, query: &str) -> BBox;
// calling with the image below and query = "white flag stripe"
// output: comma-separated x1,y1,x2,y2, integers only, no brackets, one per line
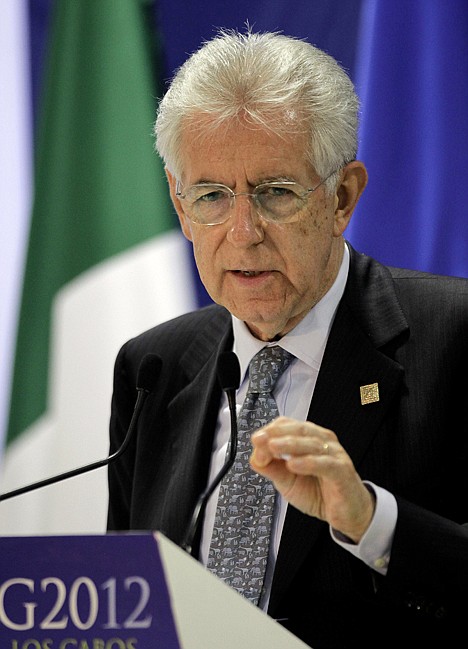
0,233,195,534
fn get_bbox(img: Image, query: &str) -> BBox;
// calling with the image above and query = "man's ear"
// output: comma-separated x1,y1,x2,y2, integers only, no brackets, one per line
333,161,368,236
166,168,194,242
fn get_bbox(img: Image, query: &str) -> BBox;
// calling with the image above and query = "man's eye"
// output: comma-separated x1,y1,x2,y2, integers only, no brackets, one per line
198,190,228,203
259,186,295,198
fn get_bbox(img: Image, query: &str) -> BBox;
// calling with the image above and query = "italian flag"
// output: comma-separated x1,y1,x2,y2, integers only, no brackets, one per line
0,0,195,533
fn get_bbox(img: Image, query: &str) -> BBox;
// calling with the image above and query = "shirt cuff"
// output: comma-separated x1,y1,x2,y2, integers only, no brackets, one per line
329,481,397,575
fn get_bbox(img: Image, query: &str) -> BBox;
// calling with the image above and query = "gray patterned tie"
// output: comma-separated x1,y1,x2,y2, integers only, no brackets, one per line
207,345,294,605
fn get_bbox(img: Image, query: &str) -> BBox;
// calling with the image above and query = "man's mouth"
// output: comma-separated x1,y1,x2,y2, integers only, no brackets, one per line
237,270,262,277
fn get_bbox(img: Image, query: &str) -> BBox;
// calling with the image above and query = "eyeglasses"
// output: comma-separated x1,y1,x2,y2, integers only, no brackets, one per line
175,171,337,226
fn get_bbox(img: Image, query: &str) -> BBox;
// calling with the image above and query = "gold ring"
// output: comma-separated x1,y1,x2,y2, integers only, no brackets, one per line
322,442,329,454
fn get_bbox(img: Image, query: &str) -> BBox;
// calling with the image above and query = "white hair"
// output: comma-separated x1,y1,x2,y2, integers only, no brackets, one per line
155,29,360,191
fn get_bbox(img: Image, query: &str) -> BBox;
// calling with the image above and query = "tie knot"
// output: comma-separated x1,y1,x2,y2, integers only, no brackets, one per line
248,346,294,394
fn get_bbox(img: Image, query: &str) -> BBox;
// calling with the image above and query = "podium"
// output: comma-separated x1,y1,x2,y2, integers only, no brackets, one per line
0,532,309,648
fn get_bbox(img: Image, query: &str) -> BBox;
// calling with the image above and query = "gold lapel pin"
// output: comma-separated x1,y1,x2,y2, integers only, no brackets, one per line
360,383,379,405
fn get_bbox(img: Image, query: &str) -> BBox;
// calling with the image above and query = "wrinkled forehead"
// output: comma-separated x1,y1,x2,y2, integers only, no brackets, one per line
176,113,313,183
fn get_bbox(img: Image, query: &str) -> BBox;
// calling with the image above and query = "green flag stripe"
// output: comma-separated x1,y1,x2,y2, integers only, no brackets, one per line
7,0,174,443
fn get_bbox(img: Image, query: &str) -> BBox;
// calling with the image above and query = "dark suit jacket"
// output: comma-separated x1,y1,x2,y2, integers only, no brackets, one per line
107,244,468,649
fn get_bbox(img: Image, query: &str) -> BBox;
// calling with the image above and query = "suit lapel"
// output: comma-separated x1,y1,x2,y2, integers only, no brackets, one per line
270,247,409,610
159,309,233,541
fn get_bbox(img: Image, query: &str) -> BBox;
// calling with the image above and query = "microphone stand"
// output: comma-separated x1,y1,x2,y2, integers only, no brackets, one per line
0,354,161,502
182,351,240,555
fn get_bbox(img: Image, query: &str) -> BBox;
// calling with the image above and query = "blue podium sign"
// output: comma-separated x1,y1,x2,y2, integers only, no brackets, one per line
0,533,181,649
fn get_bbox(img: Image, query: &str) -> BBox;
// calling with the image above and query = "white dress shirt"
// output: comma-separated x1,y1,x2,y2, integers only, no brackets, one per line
200,244,397,607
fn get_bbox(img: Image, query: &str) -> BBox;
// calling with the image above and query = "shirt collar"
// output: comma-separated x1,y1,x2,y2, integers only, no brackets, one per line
232,243,350,382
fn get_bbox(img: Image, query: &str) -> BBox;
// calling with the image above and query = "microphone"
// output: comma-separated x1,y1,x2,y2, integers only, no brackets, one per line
0,353,162,502
182,350,240,555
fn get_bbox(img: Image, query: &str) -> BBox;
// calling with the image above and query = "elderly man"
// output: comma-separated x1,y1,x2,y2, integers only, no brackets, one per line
108,29,468,648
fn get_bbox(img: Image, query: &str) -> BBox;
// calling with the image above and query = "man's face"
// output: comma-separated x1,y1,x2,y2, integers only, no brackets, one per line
168,120,364,341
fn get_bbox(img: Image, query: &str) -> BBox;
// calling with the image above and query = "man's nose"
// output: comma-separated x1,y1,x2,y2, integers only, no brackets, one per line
225,194,265,247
